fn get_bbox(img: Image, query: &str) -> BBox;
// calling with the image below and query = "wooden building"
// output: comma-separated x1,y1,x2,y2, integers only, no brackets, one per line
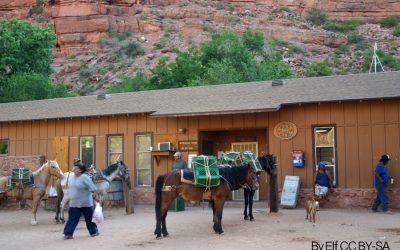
1,72,400,206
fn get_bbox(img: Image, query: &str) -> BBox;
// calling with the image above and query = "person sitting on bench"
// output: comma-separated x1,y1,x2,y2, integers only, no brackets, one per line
315,162,331,199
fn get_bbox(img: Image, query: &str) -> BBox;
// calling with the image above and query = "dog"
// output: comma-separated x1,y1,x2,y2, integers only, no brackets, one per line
305,195,317,223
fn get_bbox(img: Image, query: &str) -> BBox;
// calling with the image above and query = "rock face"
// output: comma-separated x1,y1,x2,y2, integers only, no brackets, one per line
234,0,400,20
0,0,399,53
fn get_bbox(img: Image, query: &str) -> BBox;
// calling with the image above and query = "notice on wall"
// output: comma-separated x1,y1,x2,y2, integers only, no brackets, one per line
281,176,301,209
178,140,198,151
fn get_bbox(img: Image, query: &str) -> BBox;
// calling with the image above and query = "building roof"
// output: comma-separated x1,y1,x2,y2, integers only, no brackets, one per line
0,71,399,122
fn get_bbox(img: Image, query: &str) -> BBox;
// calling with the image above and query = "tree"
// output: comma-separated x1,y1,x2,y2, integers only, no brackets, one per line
148,29,292,90
0,18,72,103
0,74,73,103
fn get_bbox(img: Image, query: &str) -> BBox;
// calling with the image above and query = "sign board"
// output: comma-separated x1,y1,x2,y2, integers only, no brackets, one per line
178,140,198,151
280,176,301,208
292,150,304,167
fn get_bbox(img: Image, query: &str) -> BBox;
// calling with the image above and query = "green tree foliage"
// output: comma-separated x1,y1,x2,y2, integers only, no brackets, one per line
107,72,149,93
108,29,292,93
0,18,73,103
306,61,333,77
1,74,73,103
148,30,292,89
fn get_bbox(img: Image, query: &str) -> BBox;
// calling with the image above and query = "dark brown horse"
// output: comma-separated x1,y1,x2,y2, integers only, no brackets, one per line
154,164,258,238
243,154,277,220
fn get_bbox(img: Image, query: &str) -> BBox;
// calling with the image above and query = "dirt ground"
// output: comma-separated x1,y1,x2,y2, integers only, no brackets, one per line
1,205,399,250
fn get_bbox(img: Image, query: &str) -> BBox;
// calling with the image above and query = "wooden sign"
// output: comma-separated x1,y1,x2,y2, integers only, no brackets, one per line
178,140,198,151
273,122,297,140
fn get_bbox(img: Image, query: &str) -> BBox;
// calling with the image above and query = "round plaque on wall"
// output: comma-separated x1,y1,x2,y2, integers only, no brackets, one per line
273,122,297,140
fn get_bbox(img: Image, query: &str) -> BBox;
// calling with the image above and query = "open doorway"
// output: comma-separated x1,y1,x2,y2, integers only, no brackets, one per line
199,128,268,201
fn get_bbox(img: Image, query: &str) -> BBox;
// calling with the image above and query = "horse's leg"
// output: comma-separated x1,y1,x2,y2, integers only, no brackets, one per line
243,188,249,220
60,192,69,223
214,199,225,235
31,190,45,225
249,189,255,221
154,176,164,239
161,209,169,237
55,186,64,223
209,200,216,223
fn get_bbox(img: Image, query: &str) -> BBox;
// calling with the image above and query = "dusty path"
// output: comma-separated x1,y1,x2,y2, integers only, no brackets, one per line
0,205,399,250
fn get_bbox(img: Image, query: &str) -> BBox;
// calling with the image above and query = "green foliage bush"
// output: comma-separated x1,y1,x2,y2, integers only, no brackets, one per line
109,31,132,41
394,25,400,37
242,29,265,52
305,8,328,26
324,19,363,33
1,74,73,103
107,72,149,93
347,32,364,44
306,61,333,77
379,16,400,28
334,45,350,55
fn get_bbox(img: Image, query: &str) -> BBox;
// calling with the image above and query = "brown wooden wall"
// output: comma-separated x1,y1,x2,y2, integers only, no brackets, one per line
1,98,399,200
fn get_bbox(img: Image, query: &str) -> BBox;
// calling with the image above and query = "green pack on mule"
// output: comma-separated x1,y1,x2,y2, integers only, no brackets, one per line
193,155,220,187
218,152,244,166
242,151,263,173
11,168,32,187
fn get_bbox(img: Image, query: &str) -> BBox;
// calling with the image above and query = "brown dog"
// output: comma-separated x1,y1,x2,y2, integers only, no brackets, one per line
305,195,317,223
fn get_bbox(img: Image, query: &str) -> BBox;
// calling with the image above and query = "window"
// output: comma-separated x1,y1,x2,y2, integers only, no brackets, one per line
0,139,9,156
231,142,259,201
136,134,152,186
108,135,123,166
314,126,337,186
80,136,95,166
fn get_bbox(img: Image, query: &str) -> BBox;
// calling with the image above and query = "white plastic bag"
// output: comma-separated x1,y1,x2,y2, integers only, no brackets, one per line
92,202,104,224
49,186,58,197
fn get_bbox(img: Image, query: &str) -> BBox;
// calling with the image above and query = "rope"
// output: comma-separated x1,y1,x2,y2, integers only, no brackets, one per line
203,156,212,192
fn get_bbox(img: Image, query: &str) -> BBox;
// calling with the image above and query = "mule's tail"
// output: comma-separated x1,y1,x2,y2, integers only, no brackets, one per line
155,175,164,220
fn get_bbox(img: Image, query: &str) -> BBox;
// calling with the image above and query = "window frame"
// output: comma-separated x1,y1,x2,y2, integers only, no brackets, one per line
0,139,10,156
107,134,124,166
312,125,338,187
134,133,153,187
79,135,95,167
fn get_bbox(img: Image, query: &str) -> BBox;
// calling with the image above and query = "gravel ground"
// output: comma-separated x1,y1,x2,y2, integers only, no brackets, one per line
0,205,399,250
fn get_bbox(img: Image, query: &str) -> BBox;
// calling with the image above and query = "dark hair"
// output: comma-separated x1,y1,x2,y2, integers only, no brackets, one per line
379,154,391,165
74,160,86,173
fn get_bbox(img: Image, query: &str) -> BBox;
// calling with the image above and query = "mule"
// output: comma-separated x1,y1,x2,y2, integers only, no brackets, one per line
55,161,129,223
154,164,258,239
243,154,277,220
0,160,63,225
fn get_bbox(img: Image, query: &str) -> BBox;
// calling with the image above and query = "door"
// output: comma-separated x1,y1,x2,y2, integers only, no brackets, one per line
231,142,259,201
52,136,69,172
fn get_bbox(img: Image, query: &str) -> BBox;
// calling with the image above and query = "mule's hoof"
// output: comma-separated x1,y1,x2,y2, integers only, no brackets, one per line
250,217,254,221
30,221,38,226
155,235,163,240
163,233,169,238
244,216,248,220
218,231,224,235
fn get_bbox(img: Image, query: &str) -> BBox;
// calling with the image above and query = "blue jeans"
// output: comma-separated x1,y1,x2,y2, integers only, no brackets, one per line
372,183,389,212
64,207,98,236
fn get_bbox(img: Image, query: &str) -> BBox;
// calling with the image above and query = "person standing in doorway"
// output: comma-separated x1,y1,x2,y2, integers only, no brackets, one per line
63,160,100,239
372,154,393,214
172,152,187,170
